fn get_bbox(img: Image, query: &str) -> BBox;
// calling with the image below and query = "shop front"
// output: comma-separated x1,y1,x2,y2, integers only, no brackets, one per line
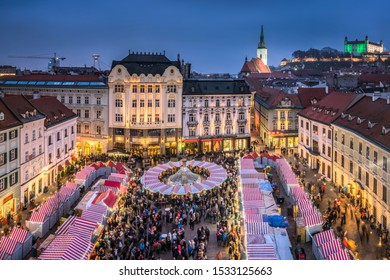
201,140,212,153
212,138,223,152
147,145,160,156
235,138,249,151
223,139,233,151
184,139,199,155
0,189,19,219
165,142,177,157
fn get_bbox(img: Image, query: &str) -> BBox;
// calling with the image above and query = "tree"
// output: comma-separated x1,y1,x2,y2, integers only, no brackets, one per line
292,50,306,59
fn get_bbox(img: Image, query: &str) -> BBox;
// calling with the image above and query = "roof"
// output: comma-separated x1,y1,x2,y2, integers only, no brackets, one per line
298,92,357,125
183,79,251,95
0,98,22,130
240,58,271,74
358,74,390,86
0,74,106,87
297,88,328,108
28,96,77,128
111,52,181,75
1,95,45,123
332,96,390,152
245,72,297,80
253,86,302,109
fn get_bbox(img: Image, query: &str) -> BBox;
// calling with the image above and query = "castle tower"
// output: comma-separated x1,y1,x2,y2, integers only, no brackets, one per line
257,25,268,65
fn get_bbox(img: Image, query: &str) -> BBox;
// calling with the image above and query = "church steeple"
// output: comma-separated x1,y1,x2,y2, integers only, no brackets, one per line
258,25,266,49
257,25,268,65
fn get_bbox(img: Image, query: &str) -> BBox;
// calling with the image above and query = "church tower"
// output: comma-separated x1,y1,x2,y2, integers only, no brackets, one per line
257,25,268,65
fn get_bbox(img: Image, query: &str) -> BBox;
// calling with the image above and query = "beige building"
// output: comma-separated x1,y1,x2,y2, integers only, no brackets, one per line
332,95,390,230
108,52,183,157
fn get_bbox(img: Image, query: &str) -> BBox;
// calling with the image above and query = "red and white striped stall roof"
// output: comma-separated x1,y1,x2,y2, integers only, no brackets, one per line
59,186,74,198
313,230,335,246
38,234,94,260
243,200,266,208
0,237,19,255
66,225,94,241
303,213,322,227
0,250,6,260
9,228,29,243
80,210,104,224
55,216,77,235
242,190,263,201
87,203,107,215
65,182,79,191
246,222,270,235
244,214,264,223
247,244,277,260
327,249,350,260
29,211,47,223
73,217,98,231
320,239,342,258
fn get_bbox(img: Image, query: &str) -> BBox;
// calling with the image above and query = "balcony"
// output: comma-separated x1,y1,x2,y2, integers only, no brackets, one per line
130,122,161,127
187,120,198,126
237,119,247,124
214,120,221,126
203,121,210,126
226,119,232,125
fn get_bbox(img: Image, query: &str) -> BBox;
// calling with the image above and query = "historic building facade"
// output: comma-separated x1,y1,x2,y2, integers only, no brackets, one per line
182,79,251,154
0,98,22,219
332,95,390,230
344,36,384,55
0,75,109,155
108,52,183,157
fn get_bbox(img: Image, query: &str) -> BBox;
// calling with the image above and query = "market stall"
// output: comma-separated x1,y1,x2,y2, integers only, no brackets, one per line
9,227,33,258
0,237,23,260
246,243,277,260
27,211,50,238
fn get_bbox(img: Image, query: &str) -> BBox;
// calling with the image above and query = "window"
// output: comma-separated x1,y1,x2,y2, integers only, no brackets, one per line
140,100,145,107
10,172,17,186
115,114,123,122
76,109,81,117
38,128,42,138
281,123,285,130
71,126,74,134
366,146,370,160
155,114,160,122
322,144,326,155
132,100,137,107
300,120,303,128
358,166,362,180
96,126,101,135
49,153,52,164
114,85,124,92
57,148,60,159
238,98,244,107
226,127,231,134
341,134,345,145
216,99,220,107
25,133,28,144
322,128,326,137
204,100,209,107
328,130,331,140
349,161,353,174
9,148,17,161
189,128,196,137
84,96,89,104
226,113,231,120
140,115,144,123
148,85,153,93
327,146,331,157
77,96,81,104
0,133,6,143
341,155,345,168
359,142,362,155
167,85,176,93
115,99,123,107
227,99,231,107
306,122,309,130
334,131,338,142
64,144,68,154
239,126,245,134
96,97,101,105
84,125,90,134
274,123,278,131
25,170,28,181
96,110,102,119
24,151,28,162
140,85,145,93
366,172,369,187
61,96,65,103
69,96,73,104
155,99,160,107
76,124,81,134
131,115,136,123
0,178,5,192
280,111,285,119
132,85,137,93
168,98,176,108
239,112,245,120
383,156,388,172
155,85,160,93
57,131,61,141
383,186,387,203
48,135,52,145
334,151,338,163
350,139,354,150
168,114,175,123
204,127,209,135
39,145,42,154
148,100,152,107
288,111,293,118
84,110,89,118
215,127,220,135
373,178,377,194
204,114,209,122
147,114,152,122
215,113,220,122
32,148,36,158
9,130,17,139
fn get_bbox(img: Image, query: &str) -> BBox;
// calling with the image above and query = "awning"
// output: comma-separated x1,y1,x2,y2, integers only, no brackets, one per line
58,165,64,171
183,139,199,143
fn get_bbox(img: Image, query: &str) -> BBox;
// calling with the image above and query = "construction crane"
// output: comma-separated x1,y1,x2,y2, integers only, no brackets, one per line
8,52,66,72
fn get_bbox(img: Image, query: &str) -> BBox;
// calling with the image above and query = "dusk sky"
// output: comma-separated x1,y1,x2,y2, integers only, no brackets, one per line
1,0,389,74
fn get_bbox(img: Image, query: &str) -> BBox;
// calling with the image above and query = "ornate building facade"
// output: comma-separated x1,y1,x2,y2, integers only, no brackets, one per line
108,52,183,157
182,79,251,154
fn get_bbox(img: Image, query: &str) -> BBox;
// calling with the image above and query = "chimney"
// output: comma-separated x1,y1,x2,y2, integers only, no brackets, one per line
33,90,40,99
185,63,191,79
325,86,329,94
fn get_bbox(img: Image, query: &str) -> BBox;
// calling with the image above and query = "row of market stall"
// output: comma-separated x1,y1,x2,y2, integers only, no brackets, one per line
240,158,293,260
311,229,350,260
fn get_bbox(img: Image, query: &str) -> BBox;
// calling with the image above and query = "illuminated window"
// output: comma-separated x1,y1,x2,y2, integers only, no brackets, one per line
84,125,90,134
96,110,102,119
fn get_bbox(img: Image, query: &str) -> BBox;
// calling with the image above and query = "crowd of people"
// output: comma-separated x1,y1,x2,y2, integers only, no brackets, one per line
89,151,244,260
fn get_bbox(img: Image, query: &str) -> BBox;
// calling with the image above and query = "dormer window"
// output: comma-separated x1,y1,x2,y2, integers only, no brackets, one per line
382,126,390,135
0,112,4,121
325,110,330,115
348,115,355,121
331,111,336,116
341,113,347,119
368,121,377,129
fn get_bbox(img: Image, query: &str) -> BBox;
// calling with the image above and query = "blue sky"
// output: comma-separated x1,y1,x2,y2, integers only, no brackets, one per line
0,0,389,73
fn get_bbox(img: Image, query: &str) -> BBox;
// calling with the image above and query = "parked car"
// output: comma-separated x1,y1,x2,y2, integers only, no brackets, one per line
295,247,306,260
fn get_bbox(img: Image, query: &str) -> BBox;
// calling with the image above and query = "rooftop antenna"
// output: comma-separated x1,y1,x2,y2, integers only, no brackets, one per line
92,54,101,71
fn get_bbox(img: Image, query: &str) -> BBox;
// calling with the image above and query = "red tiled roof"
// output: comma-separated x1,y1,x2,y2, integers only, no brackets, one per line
0,99,22,130
333,96,390,151
1,95,45,122
240,58,271,74
0,74,103,82
298,88,328,108
28,96,76,127
298,92,357,125
245,72,297,79
358,74,390,86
